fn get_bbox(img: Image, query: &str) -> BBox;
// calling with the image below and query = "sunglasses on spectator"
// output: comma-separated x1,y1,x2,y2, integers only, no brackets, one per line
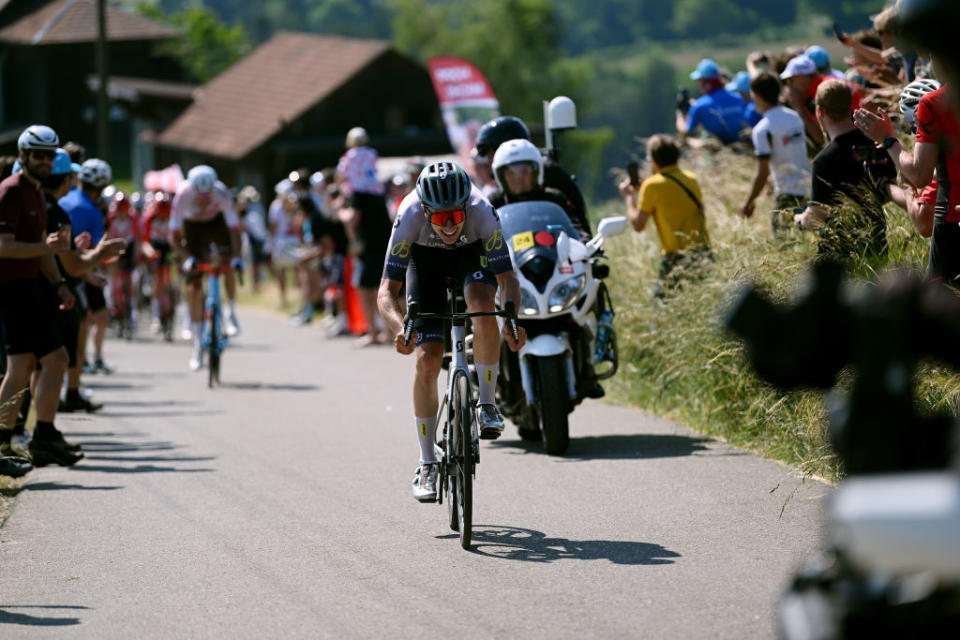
425,207,466,226
29,150,56,160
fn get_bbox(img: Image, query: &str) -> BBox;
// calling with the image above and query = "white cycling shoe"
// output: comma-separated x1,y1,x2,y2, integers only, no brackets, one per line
412,463,439,503
224,311,240,337
189,347,203,371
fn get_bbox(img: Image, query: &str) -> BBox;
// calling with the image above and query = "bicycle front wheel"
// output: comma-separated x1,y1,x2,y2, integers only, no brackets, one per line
208,311,220,388
450,369,473,549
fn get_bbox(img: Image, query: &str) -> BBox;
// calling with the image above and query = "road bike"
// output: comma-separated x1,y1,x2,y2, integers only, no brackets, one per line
197,261,232,388
403,282,518,549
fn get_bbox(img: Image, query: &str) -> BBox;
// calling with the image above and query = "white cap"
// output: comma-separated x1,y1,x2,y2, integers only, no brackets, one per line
780,56,817,79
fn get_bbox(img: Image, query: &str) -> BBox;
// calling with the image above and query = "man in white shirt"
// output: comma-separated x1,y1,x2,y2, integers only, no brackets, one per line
740,71,812,234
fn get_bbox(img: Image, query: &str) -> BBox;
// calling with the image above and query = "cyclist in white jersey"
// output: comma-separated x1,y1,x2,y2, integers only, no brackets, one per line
171,165,243,370
378,161,527,502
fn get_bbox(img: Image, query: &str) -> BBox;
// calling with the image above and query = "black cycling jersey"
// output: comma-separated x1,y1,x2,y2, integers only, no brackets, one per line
543,158,591,237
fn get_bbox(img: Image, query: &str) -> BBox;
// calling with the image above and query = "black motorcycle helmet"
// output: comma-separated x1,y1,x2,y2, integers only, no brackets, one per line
475,116,531,157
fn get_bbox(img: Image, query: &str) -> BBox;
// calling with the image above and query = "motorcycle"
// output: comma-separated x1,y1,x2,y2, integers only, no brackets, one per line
492,200,627,455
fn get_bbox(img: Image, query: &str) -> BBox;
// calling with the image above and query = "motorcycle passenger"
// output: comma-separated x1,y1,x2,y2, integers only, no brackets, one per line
488,138,588,241
475,115,592,237
377,161,527,503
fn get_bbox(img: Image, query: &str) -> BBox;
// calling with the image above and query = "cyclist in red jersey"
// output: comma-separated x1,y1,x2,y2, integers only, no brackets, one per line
106,191,139,332
141,192,175,336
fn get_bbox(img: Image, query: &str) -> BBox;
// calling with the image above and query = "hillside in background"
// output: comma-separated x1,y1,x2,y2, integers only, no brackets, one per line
127,0,888,197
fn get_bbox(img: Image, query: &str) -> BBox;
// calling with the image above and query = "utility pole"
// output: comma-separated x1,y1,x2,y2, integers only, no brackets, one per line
96,0,109,161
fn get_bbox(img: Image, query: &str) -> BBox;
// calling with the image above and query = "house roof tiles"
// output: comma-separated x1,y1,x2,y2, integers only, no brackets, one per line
155,31,392,160
0,0,178,45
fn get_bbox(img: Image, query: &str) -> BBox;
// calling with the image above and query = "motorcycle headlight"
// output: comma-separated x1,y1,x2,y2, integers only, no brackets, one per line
548,275,585,313
520,286,540,316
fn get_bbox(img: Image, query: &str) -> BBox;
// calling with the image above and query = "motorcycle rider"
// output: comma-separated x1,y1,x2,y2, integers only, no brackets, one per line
475,116,591,237
488,138,605,400
488,138,589,241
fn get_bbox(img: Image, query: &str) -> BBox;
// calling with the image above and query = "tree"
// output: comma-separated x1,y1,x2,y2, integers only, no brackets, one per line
132,1,252,82
391,0,582,123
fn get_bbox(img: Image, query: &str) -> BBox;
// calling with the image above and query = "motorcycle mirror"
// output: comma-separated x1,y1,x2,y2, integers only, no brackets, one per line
556,231,571,264
597,216,628,238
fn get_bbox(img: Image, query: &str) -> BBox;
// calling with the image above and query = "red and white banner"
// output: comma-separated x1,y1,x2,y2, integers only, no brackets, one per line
427,57,500,158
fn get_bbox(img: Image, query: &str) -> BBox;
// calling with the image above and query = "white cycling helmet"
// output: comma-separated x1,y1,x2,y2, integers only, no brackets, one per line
492,138,544,193
79,158,112,188
900,77,941,124
188,165,217,194
17,124,59,152
345,126,370,148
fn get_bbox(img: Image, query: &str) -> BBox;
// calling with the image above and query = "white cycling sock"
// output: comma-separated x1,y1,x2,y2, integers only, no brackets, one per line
228,300,237,316
416,416,438,464
476,364,498,405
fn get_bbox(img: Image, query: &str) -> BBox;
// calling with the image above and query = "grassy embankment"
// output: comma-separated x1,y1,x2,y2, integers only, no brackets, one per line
594,148,959,482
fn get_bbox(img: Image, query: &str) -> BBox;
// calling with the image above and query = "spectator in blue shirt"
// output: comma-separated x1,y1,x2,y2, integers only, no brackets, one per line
677,59,748,145
727,71,763,127
59,159,113,374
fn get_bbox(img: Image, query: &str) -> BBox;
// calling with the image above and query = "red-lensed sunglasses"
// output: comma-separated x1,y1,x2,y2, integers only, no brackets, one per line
426,207,466,226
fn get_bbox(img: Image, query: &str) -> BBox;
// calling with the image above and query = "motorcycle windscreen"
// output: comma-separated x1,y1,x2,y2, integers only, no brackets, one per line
497,201,579,293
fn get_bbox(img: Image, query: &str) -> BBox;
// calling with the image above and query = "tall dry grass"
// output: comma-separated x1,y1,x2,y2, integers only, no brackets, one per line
594,147,954,481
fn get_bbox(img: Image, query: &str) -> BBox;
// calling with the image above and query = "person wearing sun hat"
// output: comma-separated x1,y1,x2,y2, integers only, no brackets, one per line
726,71,762,127
805,45,845,80
676,58,749,145
782,54,862,153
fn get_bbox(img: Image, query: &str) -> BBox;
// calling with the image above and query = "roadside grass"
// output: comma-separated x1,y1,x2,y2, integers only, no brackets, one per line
594,147,947,482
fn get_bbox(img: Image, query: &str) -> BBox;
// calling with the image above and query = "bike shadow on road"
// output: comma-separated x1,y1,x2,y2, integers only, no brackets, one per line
490,433,718,460
0,605,89,627
439,525,681,565
218,382,320,392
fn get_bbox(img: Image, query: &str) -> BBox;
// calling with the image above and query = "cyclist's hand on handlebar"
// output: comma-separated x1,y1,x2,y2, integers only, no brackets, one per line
502,323,526,352
395,329,417,355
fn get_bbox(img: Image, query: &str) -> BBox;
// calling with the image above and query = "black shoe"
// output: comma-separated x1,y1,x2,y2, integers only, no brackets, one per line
29,437,84,467
60,395,103,414
0,454,32,477
0,441,32,465
95,357,113,375
585,383,605,399
50,429,82,453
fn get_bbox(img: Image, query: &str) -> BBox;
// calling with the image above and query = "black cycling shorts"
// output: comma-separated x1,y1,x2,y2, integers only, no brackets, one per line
0,279,64,358
183,213,232,263
150,239,173,266
85,282,106,312
405,241,496,346
928,217,960,288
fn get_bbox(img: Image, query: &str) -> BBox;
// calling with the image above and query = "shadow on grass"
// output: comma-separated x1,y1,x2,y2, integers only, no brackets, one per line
438,525,681,565
490,433,715,460
0,605,89,626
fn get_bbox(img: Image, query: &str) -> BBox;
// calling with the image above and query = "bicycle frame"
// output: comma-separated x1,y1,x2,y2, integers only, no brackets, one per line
199,263,229,387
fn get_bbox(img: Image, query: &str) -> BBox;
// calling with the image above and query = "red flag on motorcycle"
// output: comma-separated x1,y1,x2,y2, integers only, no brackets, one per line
427,57,500,160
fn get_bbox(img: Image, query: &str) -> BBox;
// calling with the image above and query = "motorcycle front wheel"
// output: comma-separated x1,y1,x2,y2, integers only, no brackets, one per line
534,355,570,455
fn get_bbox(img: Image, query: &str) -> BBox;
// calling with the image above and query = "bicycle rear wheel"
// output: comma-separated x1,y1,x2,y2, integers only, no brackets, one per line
449,369,473,549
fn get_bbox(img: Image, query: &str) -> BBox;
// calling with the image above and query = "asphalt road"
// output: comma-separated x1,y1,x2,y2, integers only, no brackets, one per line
0,308,829,639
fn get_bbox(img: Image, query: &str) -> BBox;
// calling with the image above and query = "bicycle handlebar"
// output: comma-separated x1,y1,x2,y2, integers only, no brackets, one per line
401,301,519,346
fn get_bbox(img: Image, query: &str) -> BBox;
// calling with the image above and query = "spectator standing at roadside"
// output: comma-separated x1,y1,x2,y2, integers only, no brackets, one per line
677,59,748,146
794,79,893,261
805,46,846,81
336,126,391,345
0,126,81,474
740,71,811,233
782,55,862,153
853,56,960,286
60,158,113,373
727,71,763,127
619,134,710,297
